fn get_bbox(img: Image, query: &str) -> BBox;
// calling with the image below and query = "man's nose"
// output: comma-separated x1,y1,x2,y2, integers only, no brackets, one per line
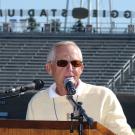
66,62,74,71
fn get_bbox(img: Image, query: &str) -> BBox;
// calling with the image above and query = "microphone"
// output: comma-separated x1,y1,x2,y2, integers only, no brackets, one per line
5,79,44,93
64,77,76,95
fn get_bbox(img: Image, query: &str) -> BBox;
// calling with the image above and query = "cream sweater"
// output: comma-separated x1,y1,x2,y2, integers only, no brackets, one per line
26,81,134,135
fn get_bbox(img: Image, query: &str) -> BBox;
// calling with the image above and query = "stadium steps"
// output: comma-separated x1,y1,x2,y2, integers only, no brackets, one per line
116,70,135,93
0,33,135,121
0,33,135,93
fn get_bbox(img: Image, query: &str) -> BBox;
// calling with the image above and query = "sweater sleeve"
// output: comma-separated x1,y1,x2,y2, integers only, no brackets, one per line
101,88,134,135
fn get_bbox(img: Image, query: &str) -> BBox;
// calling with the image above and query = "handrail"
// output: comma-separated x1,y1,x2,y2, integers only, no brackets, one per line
0,21,135,34
107,53,135,92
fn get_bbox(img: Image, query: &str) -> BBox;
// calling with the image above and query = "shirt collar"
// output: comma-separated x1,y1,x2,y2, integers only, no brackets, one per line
48,79,86,98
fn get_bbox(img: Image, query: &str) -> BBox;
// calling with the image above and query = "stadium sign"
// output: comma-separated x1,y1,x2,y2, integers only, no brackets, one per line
0,9,134,19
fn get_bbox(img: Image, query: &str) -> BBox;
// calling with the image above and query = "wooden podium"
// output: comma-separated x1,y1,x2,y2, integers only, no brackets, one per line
0,119,116,135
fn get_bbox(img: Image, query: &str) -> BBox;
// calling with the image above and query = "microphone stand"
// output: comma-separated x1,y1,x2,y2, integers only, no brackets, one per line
0,92,25,100
67,95,94,135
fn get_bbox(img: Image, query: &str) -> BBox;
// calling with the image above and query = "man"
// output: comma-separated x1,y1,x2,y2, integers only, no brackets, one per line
26,41,134,135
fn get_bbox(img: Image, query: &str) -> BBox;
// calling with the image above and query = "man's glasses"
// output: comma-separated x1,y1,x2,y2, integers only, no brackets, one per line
56,60,83,67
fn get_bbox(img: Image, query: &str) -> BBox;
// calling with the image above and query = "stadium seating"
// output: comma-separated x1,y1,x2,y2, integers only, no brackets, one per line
0,32,135,122
0,33,135,93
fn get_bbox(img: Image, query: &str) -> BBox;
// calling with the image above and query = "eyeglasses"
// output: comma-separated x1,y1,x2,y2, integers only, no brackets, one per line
56,60,83,67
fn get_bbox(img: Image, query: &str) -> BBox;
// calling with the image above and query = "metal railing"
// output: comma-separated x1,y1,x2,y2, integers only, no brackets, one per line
107,54,135,93
0,21,135,34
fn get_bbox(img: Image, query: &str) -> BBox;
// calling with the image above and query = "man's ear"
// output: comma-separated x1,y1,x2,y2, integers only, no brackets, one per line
79,63,84,75
81,63,84,71
45,63,52,75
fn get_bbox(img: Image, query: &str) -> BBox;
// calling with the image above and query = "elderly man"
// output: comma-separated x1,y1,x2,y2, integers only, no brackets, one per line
26,41,134,135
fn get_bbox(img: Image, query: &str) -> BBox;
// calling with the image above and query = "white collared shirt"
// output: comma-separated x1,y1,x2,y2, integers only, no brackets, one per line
48,79,86,98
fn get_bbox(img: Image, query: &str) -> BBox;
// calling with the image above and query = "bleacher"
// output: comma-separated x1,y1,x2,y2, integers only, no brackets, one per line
116,70,135,92
0,32,135,123
0,33,135,92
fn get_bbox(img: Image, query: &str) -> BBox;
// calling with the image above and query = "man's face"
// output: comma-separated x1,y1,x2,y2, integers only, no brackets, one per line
46,44,84,91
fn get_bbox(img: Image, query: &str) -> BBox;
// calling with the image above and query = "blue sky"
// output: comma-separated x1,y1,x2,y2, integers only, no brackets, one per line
0,0,134,11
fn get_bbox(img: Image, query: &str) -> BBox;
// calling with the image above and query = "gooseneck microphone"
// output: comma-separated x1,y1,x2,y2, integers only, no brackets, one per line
64,77,76,95
5,79,44,93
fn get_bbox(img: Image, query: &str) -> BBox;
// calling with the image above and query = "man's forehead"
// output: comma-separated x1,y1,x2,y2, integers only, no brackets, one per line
54,44,83,60
55,52,82,61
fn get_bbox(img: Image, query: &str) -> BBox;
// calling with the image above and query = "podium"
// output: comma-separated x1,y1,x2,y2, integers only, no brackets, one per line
0,119,116,135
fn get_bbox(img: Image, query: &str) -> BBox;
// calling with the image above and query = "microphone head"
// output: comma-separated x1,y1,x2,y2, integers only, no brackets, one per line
4,79,45,94
33,79,45,90
64,77,74,85
64,77,76,95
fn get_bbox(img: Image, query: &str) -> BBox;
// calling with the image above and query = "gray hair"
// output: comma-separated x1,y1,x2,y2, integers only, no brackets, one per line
46,41,83,63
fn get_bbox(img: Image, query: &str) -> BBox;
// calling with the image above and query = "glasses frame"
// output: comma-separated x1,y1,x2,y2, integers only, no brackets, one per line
55,60,83,67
